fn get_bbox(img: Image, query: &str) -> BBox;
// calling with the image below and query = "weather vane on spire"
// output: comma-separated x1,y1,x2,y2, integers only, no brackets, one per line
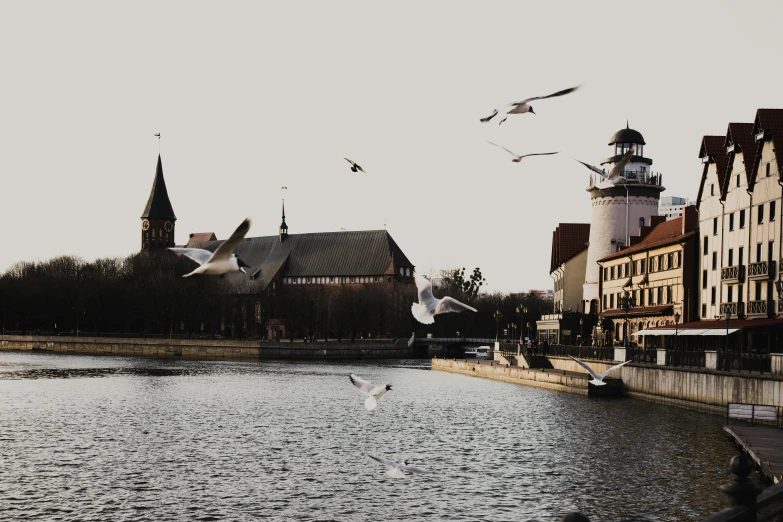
154,133,161,154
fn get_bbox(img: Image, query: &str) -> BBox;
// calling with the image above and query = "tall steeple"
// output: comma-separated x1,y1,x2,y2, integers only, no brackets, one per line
141,155,176,251
279,199,288,241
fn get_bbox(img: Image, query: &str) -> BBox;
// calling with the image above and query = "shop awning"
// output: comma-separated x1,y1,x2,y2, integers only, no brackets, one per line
633,328,739,336
633,329,677,336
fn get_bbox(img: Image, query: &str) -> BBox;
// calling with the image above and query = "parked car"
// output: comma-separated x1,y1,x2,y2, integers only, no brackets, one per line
465,346,491,359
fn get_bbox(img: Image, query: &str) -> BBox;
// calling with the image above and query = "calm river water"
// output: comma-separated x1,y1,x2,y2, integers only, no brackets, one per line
0,352,753,521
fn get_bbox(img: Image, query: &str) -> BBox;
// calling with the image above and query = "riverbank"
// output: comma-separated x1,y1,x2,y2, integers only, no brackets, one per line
0,334,413,359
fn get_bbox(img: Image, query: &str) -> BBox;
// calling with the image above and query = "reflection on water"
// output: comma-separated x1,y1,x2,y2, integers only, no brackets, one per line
0,352,753,521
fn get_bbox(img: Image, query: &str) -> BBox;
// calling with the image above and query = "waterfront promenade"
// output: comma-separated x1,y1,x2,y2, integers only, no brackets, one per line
0,334,414,359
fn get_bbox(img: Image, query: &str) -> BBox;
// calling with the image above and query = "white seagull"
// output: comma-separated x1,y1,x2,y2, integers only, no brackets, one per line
344,158,366,173
168,219,252,278
407,333,415,347
574,145,636,187
349,373,392,410
487,141,558,163
481,85,581,124
368,455,428,478
411,272,477,325
568,356,631,386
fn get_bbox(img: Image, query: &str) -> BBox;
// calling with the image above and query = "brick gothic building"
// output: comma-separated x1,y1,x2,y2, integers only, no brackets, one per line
140,156,415,339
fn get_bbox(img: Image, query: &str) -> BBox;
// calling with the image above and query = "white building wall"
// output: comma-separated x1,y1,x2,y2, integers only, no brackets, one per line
698,162,725,321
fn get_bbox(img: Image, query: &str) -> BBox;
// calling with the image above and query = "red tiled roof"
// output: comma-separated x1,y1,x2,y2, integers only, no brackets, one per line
187,232,217,246
751,109,783,186
724,122,757,193
599,217,693,261
550,223,590,273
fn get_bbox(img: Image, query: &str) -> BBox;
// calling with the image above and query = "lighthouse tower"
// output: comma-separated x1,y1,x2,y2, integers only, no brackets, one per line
582,124,665,314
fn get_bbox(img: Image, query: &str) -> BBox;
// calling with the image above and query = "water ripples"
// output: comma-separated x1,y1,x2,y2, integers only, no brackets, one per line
0,352,754,521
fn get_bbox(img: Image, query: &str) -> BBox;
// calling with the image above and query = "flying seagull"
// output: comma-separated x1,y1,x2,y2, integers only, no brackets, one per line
349,373,392,410
481,85,581,124
168,219,252,277
411,272,477,325
368,455,428,478
487,141,558,163
344,158,366,173
479,109,498,123
574,145,636,186
568,355,631,386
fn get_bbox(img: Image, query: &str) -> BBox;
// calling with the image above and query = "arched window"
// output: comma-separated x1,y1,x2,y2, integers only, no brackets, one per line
639,217,645,228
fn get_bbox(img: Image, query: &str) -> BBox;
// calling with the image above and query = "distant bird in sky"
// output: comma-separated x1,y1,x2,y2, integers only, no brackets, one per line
169,219,252,277
368,455,428,478
568,356,631,386
281,186,287,189
481,85,581,124
411,272,477,325
344,158,366,173
408,333,415,347
487,141,558,163
349,373,392,410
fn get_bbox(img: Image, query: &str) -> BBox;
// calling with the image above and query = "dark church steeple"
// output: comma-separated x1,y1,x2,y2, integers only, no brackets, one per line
279,199,288,241
141,155,176,251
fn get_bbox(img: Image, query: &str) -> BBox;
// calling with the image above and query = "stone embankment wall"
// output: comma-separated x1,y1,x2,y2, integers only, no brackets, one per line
432,358,589,395
0,335,413,359
546,356,783,413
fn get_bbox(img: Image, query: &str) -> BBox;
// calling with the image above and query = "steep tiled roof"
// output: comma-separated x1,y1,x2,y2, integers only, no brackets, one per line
186,232,217,245
190,230,414,289
599,217,693,262
751,109,783,186
700,136,729,188
723,122,757,195
141,155,176,219
550,223,590,273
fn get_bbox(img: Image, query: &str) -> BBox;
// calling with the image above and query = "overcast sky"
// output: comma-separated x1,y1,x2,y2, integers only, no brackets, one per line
2,1,782,292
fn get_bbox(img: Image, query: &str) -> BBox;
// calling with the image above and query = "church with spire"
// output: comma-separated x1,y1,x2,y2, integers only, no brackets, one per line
140,155,176,251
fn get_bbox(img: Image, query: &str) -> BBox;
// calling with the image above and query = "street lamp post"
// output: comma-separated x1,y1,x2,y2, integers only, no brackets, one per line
494,310,502,342
516,306,527,342
674,311,681,351
619,290,636,351
579,317,584,346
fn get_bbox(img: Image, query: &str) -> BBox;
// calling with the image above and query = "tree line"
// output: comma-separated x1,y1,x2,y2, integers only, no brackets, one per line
0,255,552,341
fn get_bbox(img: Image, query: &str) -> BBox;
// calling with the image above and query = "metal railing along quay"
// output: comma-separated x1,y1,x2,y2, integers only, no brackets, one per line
667,350,706,368
545,345,615,361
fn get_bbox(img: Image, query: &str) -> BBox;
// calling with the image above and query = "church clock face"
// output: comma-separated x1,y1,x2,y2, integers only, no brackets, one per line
164,221,173,232
142,219,150,231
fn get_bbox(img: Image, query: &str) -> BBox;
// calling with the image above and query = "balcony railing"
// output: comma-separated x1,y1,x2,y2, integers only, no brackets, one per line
719,302,744,317
588,170,663,188
745,300,769,317
720,265,745,283
747,260,774,280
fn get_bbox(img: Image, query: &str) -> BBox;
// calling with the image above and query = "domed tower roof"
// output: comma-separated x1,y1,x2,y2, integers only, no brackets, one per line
608,122,646,146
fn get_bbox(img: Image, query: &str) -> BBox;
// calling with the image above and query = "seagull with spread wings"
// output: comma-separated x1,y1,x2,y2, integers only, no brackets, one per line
344,158,366,173
349,373,392,410
168,218,252,277
411,272,477,325
568,356,631,386
574,145,636,187
368,455,428,478
481,85,581,124
487,141,558,163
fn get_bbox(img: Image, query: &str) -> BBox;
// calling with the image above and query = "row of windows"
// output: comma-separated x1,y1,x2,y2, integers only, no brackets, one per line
704,241,775,272
708,163,773,197
603,285,674,309
615,143,643,157
283,276,384,285
602,252,681,281
144,230,170,240
704,281,772,313
711,204,777,236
